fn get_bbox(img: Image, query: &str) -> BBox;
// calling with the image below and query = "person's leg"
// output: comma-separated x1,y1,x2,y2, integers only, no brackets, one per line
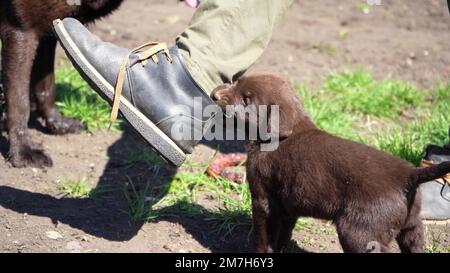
52,0,293,166
177,0,293,94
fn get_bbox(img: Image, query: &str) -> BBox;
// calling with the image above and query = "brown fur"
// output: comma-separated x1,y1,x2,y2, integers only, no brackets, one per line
0,0,123,168
211,72,450,253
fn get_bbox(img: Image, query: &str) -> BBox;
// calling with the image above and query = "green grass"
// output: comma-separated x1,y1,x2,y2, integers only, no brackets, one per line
338,28,349,40
323,69,424,119
425,228,450,253
123,176,154,221
55,67,121,131
298,69,449,165
297,84,360,140
355,2,370,14
310,42,337,56
57,178,92,198
56,177,113,199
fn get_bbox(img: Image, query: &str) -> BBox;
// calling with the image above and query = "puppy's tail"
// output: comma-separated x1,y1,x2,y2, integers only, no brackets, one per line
411,161,450,185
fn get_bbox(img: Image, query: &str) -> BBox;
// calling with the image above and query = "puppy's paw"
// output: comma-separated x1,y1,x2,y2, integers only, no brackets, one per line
47,116,84,135
9,146,53,168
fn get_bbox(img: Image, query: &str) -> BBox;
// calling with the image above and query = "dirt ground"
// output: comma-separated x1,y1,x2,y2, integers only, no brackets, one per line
1,0,449,253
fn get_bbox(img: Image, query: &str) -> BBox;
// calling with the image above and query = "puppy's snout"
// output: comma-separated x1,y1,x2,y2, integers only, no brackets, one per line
211,90,221,102
211,84,232,104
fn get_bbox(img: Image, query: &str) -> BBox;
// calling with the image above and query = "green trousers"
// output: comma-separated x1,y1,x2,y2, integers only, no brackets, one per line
176,0,294,95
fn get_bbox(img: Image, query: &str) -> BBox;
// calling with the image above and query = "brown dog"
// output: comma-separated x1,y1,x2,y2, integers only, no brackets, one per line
211,72,450,253
0,0,123,168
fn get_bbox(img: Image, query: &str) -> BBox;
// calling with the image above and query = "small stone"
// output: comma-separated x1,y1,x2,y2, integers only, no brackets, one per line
46,231,63,240
66,241,82,252
288,54,294,62
163,244,173,251
165,15,180,25
406,58,413,67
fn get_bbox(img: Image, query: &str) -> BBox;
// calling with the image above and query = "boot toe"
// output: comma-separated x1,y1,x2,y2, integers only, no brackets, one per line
54,18,129,85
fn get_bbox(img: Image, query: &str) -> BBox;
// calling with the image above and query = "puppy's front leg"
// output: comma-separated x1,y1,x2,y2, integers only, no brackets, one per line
275,215,297,252
250,187,272,253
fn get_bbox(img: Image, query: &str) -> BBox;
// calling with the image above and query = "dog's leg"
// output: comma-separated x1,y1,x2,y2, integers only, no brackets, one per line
336,228,372,253
266,202,282,252
31,37,84,134
396,220,424,253
2,29,53,168
251,191,272,253
265,199,295,252
397,191,424,253
336,222,391,253
274,215,297,252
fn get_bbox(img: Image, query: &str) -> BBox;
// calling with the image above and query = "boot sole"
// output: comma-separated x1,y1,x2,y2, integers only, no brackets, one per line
53,19,186,167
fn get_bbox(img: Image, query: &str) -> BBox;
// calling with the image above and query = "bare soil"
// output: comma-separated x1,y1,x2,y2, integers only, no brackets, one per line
1,0,449,253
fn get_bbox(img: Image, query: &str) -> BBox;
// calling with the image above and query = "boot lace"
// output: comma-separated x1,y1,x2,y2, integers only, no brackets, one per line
110,42,173,127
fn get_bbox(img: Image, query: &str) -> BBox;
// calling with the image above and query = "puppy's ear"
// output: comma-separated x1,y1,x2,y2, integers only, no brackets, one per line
265,84,297,140
266,105,295,140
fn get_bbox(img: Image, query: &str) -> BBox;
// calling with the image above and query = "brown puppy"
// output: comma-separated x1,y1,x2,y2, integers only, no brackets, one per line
211,72,450,253
0,0,123,168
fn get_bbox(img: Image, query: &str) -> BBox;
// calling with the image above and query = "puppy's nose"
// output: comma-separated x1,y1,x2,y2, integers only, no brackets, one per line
211,90,221,102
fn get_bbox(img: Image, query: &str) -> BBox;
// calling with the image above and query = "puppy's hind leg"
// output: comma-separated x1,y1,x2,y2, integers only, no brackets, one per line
31,37,84,134
336,220,392,253
396,220,424,253
2,29,52,168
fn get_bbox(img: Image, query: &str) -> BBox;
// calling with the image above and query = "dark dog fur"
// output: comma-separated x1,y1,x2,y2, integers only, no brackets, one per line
0,0,123,168
211,72,450,253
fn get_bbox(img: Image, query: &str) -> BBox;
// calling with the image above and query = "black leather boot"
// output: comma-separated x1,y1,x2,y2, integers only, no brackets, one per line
419,127,450,220
53,18,218,166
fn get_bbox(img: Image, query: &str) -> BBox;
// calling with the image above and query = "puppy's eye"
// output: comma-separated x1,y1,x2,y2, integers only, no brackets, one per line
244,96,251,106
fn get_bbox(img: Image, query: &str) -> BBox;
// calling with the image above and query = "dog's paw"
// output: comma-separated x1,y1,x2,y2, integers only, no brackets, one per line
47,116,84,135
9,147,53,168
